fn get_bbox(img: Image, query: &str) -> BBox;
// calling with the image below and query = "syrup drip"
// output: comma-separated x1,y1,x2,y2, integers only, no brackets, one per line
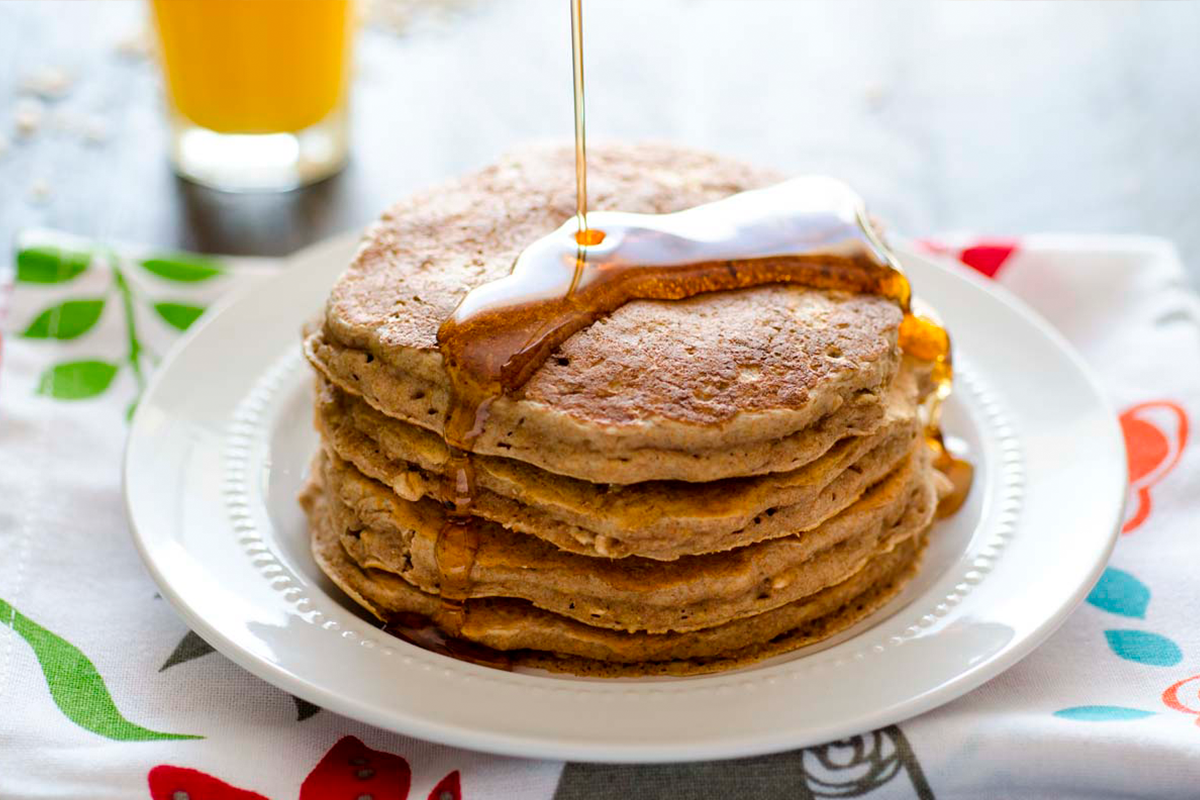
570,0,589,243
422,0,596,638
435,435,481,635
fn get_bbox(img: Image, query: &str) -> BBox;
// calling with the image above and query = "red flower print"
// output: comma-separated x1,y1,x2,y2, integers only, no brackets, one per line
148,737,421,800
1120,401,1188,533
915,238,1019,279
1162,673,1200,726
956,240,1018,278
300,735,412,800
428,771,462,800
148,765,270,800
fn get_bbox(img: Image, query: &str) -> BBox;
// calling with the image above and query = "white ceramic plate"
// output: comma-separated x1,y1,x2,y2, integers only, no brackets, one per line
125,233,1125,763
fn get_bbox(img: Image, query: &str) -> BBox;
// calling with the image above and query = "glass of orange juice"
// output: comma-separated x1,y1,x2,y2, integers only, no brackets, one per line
151,0,354,191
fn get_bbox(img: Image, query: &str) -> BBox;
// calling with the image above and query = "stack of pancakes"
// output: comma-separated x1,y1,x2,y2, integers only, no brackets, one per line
301,143,947,676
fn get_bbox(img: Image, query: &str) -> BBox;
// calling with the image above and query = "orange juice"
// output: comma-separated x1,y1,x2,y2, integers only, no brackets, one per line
151,0,353,135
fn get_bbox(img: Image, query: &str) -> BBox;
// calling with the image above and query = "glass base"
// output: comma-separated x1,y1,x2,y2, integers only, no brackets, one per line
168,107,348,192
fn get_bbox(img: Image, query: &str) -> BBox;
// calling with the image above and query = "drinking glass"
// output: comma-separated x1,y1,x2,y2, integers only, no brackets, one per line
150,0,354,191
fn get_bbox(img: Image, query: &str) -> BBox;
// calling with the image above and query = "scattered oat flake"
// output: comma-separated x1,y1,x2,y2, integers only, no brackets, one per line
115,27,155,60
46,109,110,144
15,98,46,137
82,115,110,144
28,179,54,204
863,82,889,110
362,0,478,36
20,66,74,100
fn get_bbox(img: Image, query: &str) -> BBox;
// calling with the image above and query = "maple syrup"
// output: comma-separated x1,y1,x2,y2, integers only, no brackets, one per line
570,0,589,244
438,177,971,510
423,0,971,648
422,0,597,636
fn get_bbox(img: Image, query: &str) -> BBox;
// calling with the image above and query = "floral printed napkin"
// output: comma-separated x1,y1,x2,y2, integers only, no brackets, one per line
1,230,1198,798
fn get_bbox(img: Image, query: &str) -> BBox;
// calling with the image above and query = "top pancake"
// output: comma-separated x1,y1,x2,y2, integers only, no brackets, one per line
316,142,904,483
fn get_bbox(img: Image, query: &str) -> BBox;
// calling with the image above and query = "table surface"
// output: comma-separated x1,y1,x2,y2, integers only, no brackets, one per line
3,0,1200,281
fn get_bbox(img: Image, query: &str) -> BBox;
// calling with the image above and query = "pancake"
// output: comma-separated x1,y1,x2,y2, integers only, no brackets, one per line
308,142,904,485
319,442,936,633
301,141,952,677
304,485,928,676
307,328,892,486
314,363,924,559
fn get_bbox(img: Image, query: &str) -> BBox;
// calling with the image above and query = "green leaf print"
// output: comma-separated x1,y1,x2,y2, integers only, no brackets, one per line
22,299,106,340
36,360,119,400
0,598,201,741
140,254,223,283
16,245,91,284
153,302,206,331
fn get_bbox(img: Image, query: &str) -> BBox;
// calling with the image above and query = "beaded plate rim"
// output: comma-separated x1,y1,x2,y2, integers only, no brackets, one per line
222,346,1022,696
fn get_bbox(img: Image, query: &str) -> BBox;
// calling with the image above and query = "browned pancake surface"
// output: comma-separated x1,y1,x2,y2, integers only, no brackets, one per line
304,484,928,673
314,366,923,559
310,142,903,484
320,444,936,633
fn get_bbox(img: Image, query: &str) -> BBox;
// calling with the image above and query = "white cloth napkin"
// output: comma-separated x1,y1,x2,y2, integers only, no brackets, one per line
1,230,1197,799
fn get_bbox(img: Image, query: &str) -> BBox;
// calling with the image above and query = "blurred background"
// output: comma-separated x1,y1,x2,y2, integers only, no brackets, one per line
2,0,1198,278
